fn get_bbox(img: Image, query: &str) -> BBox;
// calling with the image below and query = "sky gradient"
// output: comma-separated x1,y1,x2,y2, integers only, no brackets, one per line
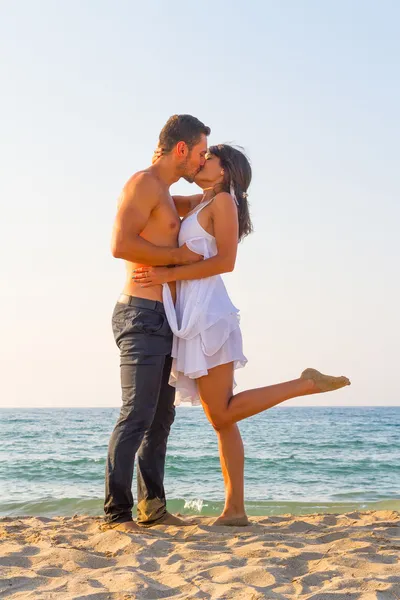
1,0,399,407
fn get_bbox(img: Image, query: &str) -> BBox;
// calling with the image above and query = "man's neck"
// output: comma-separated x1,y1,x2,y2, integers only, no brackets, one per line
150,157,180,187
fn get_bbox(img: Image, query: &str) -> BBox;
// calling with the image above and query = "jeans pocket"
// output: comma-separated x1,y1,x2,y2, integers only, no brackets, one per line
112,304,166,337
134,310,165,335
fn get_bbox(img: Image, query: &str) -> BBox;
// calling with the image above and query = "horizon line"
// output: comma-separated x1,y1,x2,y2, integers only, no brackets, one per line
0,405,399,409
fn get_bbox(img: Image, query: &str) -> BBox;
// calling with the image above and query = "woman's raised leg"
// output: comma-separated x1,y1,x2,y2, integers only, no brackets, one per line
197,364,350,434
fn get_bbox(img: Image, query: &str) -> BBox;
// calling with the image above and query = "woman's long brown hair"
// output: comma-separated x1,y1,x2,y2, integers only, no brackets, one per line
208,144,253,241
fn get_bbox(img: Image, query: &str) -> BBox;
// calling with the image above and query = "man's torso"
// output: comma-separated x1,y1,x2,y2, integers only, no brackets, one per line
121,170,180,302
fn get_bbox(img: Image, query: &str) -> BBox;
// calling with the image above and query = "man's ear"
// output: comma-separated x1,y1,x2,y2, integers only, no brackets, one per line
175,141,187,157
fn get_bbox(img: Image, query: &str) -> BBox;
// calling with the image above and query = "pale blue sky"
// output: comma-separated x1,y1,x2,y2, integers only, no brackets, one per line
1,1,399,407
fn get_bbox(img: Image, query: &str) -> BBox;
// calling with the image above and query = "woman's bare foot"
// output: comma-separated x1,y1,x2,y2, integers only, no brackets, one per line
213,514,250,527
301,368,351,392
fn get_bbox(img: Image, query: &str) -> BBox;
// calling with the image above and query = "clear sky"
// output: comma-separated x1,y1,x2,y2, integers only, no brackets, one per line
1,1,399,407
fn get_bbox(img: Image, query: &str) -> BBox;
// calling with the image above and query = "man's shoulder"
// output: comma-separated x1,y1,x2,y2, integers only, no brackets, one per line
119,169,164,210
124,169,162,194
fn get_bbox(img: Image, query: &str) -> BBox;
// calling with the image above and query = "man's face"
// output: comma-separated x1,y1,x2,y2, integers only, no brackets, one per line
181,134,208,183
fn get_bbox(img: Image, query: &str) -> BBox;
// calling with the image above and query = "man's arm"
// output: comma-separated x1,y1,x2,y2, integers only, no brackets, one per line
172,194,204,217
111,173,201,266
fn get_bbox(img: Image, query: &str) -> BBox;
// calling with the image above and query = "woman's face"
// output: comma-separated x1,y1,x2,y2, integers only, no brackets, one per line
194,152,224,189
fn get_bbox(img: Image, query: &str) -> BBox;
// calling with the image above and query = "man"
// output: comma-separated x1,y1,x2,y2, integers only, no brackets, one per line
105,114,210,531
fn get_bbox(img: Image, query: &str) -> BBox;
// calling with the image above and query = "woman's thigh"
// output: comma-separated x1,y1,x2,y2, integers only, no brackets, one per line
196,362,234,428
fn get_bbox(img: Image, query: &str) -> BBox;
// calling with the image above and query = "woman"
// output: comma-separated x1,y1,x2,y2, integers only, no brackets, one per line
132,144,351,526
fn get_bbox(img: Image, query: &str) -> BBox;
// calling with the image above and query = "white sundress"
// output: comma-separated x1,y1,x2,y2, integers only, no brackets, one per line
162,197,247,405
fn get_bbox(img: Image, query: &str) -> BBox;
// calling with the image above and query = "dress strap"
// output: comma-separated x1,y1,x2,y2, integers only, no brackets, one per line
182,196,215,223
195,195,216,215
182,195,216,225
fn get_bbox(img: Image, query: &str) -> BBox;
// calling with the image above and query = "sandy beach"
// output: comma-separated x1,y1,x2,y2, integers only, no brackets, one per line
1,510,399,599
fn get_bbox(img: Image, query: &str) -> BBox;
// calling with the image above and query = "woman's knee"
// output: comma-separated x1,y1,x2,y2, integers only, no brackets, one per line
207,406,233,431
197,367,234,430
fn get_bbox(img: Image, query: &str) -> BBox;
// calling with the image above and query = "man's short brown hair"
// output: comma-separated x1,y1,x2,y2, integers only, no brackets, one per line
158,114,210,153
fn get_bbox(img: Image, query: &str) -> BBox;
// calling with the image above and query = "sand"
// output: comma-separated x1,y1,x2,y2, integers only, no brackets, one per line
1,510,399,599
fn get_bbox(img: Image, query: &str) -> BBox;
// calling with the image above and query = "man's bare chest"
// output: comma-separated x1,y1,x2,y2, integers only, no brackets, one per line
143,197,180,241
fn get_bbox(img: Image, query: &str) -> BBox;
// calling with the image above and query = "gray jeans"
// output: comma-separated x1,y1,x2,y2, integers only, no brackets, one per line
104,296,175,524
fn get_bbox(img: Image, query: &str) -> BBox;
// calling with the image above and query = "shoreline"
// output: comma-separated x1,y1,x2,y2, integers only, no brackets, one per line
2,497,400,519
2,509,399,599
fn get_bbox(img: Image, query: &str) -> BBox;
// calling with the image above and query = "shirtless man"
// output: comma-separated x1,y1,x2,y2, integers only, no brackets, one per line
104,115,210,531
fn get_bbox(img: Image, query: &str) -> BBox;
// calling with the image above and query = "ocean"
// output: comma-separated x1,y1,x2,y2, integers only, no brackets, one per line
1,406,399,518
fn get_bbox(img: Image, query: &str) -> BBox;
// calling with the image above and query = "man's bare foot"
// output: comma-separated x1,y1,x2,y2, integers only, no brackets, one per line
101,520,143,533
301,368,351,392
213,514,250,527
138,511,195,528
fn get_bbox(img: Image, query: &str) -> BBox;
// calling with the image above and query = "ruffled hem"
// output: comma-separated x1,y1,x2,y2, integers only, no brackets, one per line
169,325,247,406
171,356,247,406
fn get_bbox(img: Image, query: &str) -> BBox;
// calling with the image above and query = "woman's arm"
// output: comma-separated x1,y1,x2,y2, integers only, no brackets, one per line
133,193,239,286
172,194,204,217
